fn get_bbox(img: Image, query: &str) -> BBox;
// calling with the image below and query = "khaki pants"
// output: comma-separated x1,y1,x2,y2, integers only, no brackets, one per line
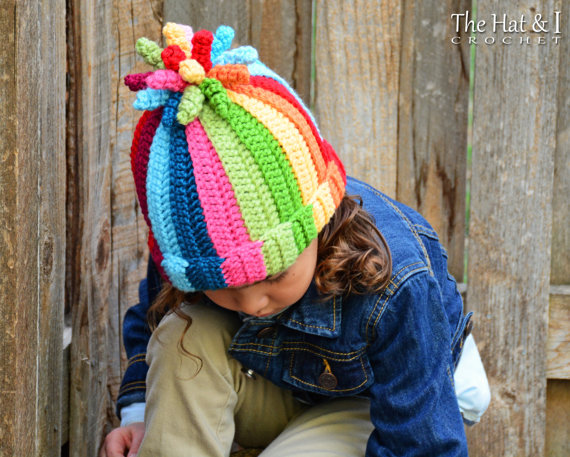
138,303,372,457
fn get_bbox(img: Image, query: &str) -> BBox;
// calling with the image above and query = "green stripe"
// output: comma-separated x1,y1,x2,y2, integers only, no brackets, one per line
199,104,280,240
261,222,298,275
201,79,303,225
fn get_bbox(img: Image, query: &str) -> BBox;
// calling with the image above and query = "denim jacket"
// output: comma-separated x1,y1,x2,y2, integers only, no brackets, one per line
117,176,471,456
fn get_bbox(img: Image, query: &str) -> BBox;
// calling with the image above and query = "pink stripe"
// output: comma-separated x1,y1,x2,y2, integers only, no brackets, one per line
185,120,267,286
146,70,187,92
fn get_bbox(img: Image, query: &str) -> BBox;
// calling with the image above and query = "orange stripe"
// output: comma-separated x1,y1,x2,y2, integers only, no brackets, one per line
232,84,327,183
326,161,345,206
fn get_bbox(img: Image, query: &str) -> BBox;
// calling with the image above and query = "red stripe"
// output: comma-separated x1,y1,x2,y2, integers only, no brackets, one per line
250,76,346,185
133,107,163,227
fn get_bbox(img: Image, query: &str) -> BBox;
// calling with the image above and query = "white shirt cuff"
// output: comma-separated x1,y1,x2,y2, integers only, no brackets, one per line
454,334,491,424
120,402,146,427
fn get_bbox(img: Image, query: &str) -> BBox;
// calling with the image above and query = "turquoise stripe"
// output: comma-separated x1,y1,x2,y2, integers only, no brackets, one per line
211,26,234,63
212,46,258,67
133,88,171,110
146,94,195,291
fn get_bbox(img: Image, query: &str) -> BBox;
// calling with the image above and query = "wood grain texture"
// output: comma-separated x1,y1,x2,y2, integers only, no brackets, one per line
547,292,570,379
164,0,313,102
293,0,313,107
314,0,401,196
68,1,114,454
67,1,163,455
164,0,251,45
546,380,570,457
0,1,66,456
397,0,471,279
249,0,313,105
108,0,164,435
550,0,569,284
464,2,560,456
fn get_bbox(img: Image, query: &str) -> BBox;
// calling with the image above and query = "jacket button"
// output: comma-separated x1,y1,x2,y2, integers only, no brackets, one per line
256,326,276,339
241,367,257,380
318,372,338,390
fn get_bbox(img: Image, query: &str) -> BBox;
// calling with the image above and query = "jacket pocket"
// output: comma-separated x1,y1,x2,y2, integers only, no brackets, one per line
282,345,374,396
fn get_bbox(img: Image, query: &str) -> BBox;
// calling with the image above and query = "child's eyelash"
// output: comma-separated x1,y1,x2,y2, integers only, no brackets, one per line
267,271,287,283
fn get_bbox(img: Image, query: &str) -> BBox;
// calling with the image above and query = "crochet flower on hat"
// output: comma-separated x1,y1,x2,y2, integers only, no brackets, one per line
127,23,346,292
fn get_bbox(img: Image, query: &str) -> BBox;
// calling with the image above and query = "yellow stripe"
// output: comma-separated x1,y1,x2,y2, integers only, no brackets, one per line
309,182,336,231
163,23,192,58
227,90,319,206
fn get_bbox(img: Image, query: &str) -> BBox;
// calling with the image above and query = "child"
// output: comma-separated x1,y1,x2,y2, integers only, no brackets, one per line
101,23,490,457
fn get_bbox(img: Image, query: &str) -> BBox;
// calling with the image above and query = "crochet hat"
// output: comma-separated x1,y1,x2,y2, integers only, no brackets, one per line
126,23,346,292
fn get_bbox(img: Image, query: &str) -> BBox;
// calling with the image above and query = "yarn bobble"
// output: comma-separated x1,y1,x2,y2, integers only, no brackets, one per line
124,72,152,91
200,79,231,118
179,59,205,85
211,25,235,62
208,64,250,88
162,22,193,58
136,38,166,69
191,30,214,73
161,45,187,71
177,85,205,125
212,46,258,66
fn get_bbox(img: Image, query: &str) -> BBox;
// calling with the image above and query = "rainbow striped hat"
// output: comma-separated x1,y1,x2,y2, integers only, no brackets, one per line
126,23,346,291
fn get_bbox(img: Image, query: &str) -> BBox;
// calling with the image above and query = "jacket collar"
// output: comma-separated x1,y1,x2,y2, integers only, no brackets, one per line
276,281,342,338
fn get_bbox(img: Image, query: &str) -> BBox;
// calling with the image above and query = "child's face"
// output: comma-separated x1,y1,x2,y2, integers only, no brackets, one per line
204,239,318,318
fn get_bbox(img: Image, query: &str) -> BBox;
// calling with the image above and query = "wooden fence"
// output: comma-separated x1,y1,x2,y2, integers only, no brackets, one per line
0,0,568,456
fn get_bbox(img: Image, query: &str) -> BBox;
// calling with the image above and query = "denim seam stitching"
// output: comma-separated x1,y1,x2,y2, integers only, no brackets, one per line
229,346,279,356
371,266,429,332
264,331,279,375
365,265,429,343
288,296,337,331
281,346,364,362
413,224,439,238
366,261,424,333
231,341,278,350
356,181,433,273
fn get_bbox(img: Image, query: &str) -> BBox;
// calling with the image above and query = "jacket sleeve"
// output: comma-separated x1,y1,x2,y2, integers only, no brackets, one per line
365,271,468,457
116,255,164,418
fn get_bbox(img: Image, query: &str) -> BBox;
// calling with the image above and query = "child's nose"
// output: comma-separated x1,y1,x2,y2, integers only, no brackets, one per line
235,291,269,315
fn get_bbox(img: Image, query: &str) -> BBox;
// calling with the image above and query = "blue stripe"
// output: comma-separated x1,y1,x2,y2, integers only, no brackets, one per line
146,92,195,291
168,118,226,290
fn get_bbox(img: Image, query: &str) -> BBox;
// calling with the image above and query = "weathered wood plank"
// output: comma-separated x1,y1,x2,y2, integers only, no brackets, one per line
397,0,471,279
293,0,313,107
547,3,570,451
251,0,299,82
164,0,312,101
249,0,313,99
550,0,569,285
109,0,165,434
547,292,570,379
314,0,401,196
464,2,560,456
68,2,114,455
0,1,66,456
546,380,570,457
67,1,164,455
164,0,251,45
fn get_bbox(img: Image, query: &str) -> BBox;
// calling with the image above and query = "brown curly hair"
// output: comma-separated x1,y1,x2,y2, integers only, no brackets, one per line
147,193,392,328
146,194,392,371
